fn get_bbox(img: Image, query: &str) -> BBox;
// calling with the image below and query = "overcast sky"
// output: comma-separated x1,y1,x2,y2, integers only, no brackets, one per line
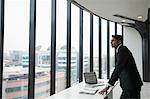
4,0,121,57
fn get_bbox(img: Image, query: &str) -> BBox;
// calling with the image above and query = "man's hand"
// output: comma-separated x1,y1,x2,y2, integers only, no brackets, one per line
99,86,109,95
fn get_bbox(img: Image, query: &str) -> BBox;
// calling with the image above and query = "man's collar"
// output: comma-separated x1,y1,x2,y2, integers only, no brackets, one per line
116,44,122,53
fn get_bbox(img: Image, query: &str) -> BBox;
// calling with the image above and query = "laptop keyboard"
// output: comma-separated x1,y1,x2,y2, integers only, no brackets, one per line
85,81,105,88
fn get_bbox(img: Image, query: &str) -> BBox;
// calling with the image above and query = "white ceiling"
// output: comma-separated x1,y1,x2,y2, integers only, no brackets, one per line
74,0,149,23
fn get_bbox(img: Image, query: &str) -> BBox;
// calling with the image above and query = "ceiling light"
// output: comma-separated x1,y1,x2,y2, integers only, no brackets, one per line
122,20,126,22
137,16,143,19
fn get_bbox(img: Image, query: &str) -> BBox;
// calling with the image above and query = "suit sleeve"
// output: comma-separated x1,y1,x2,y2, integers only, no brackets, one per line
108,48,128,86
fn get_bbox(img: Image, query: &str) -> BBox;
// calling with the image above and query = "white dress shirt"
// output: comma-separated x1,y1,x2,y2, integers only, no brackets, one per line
116,44,122,53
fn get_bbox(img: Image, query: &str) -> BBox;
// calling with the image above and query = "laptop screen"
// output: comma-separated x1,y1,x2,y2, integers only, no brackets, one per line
84,72,97,84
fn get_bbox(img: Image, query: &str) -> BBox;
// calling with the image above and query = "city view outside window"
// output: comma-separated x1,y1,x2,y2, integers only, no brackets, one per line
56,0,67,93
93,15,99,77
71,4,80,86
1,0,122,98
35,0,51,98
3,0,29,98
83,10,90,74
109,22,115,77
101,19,108,79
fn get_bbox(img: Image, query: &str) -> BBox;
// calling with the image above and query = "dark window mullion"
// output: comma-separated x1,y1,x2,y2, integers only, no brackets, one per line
122,25,124,44
50,0,56,95
66,0,71,88
107,21,110,79
90,13,93,72
28,0,36,98
79,9,83,82
114,22,117,66
98,18,102,79
0,0,4,98
115,22,117,35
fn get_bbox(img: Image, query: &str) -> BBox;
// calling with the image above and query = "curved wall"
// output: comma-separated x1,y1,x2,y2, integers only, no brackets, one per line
124,27,143,79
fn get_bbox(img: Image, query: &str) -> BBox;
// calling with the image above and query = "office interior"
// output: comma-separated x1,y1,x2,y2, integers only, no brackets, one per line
0,0,150,99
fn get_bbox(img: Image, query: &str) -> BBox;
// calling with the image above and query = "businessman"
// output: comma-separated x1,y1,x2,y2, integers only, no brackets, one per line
99,35,143,99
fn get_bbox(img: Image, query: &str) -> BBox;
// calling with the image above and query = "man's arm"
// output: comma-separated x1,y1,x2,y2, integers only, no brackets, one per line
99,48,128,95
108,48,128,85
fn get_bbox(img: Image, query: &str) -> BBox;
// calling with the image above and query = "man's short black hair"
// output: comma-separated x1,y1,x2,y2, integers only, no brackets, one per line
112,35,123,42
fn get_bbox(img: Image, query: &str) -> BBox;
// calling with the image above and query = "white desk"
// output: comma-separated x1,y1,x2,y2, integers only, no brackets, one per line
47,79,117,99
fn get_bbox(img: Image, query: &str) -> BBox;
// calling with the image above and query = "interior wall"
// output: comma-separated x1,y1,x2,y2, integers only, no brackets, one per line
123,27,143,79
148,0,150,7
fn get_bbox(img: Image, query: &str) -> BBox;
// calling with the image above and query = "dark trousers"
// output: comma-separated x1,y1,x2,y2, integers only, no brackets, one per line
120,87,141,99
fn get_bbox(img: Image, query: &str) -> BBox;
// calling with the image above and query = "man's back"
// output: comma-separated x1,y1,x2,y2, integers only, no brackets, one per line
117,46,143,90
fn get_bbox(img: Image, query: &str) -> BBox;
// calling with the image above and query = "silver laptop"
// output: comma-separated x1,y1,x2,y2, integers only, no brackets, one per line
84,72,105,87
84,72,98,84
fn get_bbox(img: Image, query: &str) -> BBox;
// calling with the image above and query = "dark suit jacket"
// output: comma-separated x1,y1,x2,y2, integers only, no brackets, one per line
108,45,143,91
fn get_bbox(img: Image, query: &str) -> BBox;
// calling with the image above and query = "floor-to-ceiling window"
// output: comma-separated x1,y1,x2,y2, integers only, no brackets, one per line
71,4,80,85
109,22,115,76
0,0,124,97
83,10,90,73
93,15,99,76
3,0,29,98
56,0,67,93
35,0,51,98
101,19,108,79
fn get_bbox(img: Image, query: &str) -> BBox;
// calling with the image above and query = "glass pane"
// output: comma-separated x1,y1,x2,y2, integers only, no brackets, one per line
109,22,115,77
35,0,51,98
56,0,67,93
3,0,29,98
101,19,107,79
93,15,99,77
71,4,79,86
83,10,90,73
117,24,122,35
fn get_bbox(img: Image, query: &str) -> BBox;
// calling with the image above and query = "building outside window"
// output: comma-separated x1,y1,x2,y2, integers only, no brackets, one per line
3,0,29,98
93,15,99,77
101,19,108,79
71,3,80,85
83,10,90,74
56,0,67,93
